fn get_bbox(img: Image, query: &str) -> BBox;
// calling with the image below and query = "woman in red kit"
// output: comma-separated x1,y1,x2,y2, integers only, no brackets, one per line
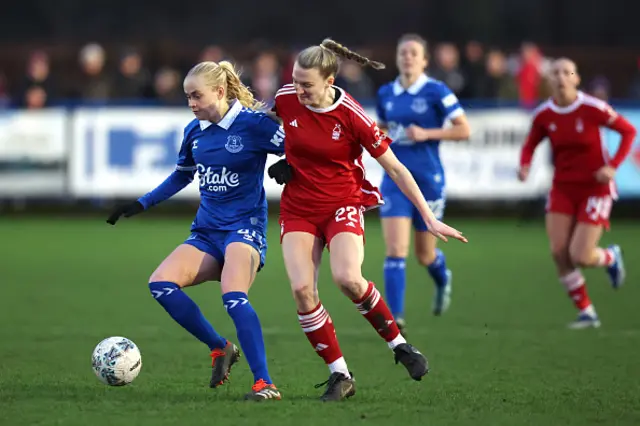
267,39,467,401
518,58,636,329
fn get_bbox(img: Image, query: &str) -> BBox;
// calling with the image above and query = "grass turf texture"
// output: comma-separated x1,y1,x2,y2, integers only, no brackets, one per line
1,216,639,426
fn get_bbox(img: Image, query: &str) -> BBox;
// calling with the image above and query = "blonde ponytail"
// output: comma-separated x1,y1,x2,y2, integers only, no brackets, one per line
186,61,265,111
218,61,265,110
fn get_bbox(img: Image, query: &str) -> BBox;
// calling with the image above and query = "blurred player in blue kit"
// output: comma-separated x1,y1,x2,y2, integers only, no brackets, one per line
106,61,285,401
376,34,471,333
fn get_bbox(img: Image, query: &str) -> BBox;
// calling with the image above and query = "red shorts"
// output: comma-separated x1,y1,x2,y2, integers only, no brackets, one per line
279,205,366,246
546,184,613,229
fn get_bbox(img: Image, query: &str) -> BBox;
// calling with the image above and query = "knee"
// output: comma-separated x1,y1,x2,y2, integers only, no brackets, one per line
291,282,318,312
149,267,189,288
569,248,591,268
386,241,409,258
550,243,570,264
332,269,366,299
415,248,437,267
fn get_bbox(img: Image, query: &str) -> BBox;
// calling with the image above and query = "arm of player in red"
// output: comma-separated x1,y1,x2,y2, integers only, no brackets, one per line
357,116,467,243
592,105,637,183
607,114,637,169
518,116,547,181
377,150,467,243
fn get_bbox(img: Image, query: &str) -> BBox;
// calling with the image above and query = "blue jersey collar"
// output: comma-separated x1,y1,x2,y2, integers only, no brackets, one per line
392,73,429,96
199,99,243,131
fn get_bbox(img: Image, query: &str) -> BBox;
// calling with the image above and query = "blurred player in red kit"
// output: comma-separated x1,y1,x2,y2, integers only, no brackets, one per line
518,58,637,329
267,39,467,401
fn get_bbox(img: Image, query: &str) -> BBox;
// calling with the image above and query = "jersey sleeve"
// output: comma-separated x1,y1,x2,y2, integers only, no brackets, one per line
436,84,465,121
590,101,619,126
605,111,638,169
176,126,197,172
520,113,547,167
254,113,285,156
352,108,391,159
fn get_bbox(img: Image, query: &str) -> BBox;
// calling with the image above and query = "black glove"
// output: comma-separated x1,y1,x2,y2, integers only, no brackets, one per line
268,159,293,185
106,201,145,225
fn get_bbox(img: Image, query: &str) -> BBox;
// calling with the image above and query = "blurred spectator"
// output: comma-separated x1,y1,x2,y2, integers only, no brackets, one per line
199,45,226,63
279,50,300,85
588,76,611,101
0,73,11,108
245,52,281,104
17,50,55,108
517,42,543,106
460,40,485,99
111,48,152,99
75,43,112,100
335,61,375,102
430,43,466,95
24,86,47,109
153,67,184,106
480,49,518,101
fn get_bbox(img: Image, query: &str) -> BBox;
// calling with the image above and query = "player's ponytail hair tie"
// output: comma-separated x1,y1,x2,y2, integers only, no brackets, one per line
320,38,386,70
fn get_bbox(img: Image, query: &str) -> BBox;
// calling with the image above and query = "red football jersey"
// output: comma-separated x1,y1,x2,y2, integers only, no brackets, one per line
520,91,618,194
274,84,390,216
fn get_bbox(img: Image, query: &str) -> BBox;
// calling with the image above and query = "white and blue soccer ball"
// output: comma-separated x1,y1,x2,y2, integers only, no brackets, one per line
91,336,142,386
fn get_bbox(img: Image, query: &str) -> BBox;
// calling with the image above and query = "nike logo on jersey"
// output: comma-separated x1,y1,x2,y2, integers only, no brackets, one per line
289,119,298,127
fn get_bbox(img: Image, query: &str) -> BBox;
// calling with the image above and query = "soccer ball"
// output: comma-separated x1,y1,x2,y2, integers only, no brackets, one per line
91,336,142,386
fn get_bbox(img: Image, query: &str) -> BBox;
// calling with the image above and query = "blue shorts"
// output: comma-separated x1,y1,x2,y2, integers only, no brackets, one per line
379,177,445,232
183,226,267,271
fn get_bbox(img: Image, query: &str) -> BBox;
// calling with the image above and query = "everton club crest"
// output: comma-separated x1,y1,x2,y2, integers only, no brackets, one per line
225,135,244,153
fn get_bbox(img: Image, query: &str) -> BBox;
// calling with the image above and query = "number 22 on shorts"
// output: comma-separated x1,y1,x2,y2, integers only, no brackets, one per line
335,206,364,229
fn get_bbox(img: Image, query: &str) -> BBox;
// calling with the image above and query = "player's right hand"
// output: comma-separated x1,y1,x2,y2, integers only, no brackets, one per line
517,165,530,182
425,218,468,243
268,159,293,185
106,201,144,225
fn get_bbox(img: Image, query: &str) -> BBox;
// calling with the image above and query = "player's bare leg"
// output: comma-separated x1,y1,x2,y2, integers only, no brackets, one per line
148,245,240,386
570,223,625,289
546,214,600,329
330,232,429,381
283,232,354,401
381,217,411,335
415,231,452,316
150,244,222,288
221,243,279,400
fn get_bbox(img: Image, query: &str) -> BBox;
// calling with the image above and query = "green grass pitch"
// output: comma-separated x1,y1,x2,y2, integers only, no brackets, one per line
1,215,639,426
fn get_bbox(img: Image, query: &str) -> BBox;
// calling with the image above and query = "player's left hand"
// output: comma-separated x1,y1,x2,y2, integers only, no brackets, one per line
405,125,430,142
594,165,616,183
268,159,293,185
106,201,144,225
425,218,468,243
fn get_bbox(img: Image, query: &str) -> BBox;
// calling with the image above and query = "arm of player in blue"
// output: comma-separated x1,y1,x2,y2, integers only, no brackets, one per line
137,169,195,210
137,126,197,210
256,113,285,155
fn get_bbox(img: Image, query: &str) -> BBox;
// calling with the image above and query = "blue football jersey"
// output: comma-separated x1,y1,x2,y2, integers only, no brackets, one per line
376,74,464,189
177,100,285,232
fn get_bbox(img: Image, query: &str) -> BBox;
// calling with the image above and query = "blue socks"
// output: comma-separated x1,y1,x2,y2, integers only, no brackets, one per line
384,250,449,319
149,282,227,350
223,292,272,384
149,283,271,384
428,249,449,288
384,257,407,319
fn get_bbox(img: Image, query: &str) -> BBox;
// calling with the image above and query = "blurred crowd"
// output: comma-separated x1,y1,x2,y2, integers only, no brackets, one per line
2,40,640,110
